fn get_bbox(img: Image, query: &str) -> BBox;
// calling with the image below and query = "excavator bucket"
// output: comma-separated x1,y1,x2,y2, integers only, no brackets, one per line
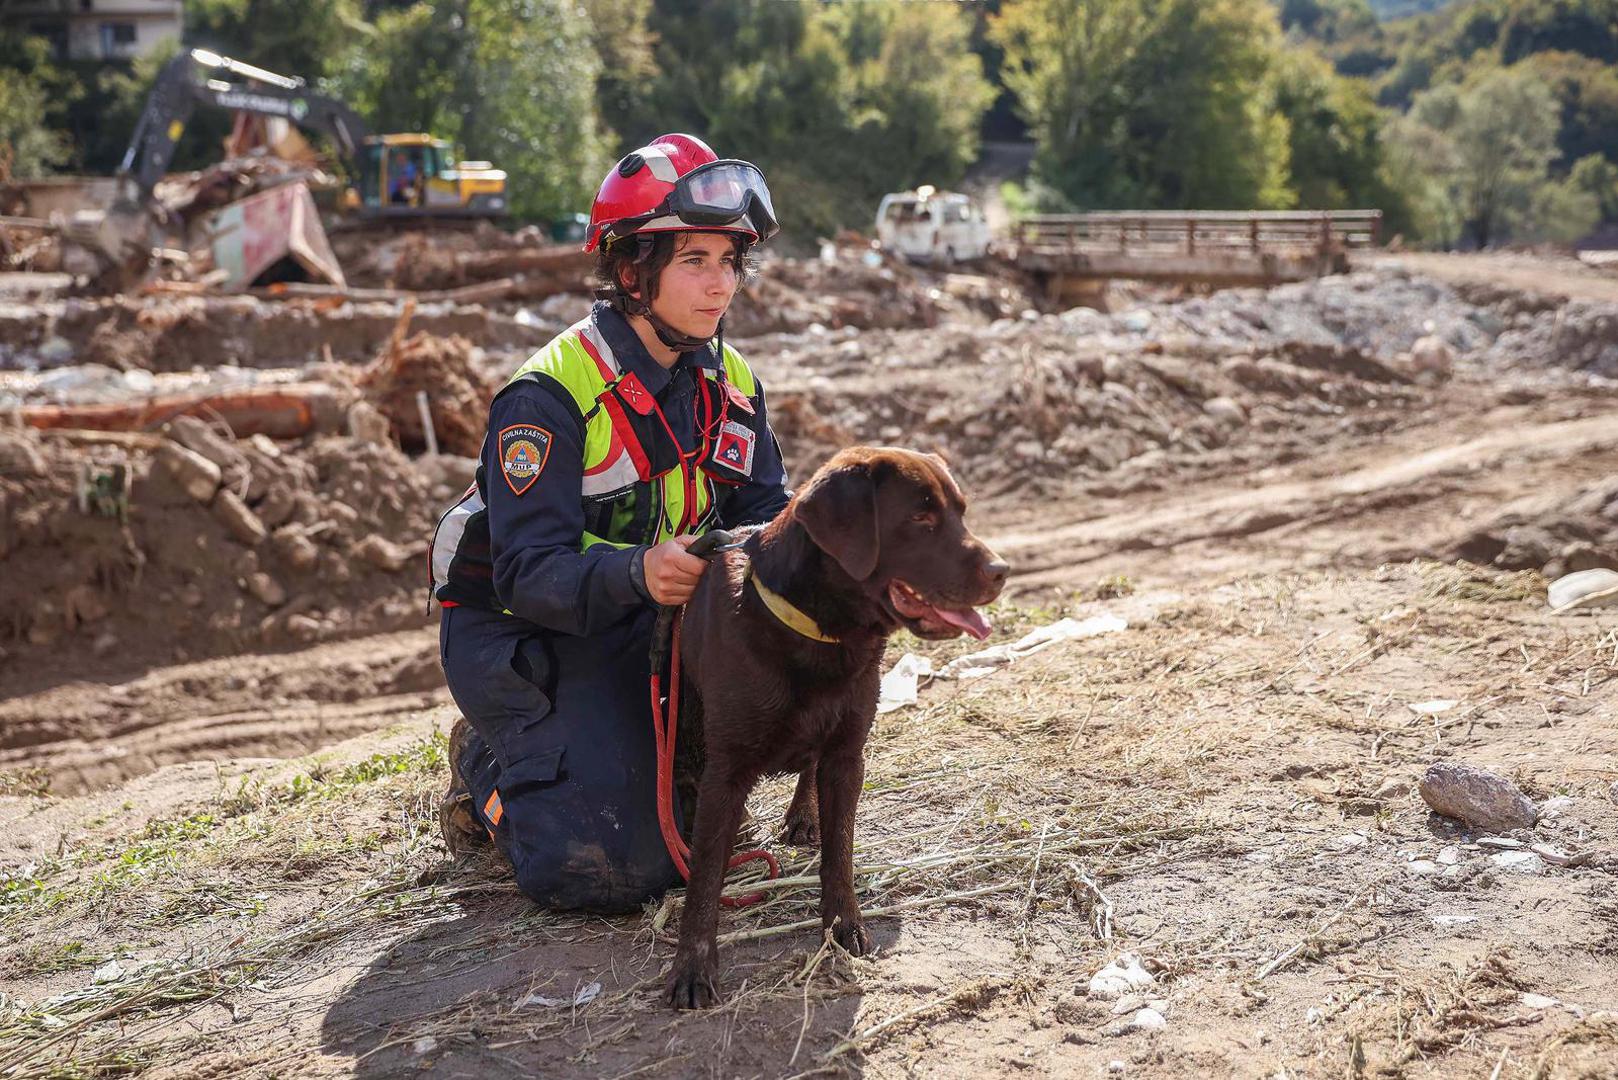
204,180,345,290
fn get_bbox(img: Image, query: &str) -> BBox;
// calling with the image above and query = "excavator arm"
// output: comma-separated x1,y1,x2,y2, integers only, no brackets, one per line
117,49,370,205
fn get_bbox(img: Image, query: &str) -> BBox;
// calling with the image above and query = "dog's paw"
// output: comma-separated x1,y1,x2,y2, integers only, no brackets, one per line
663,959,721,1010
826,914,871,957
780,809,820,847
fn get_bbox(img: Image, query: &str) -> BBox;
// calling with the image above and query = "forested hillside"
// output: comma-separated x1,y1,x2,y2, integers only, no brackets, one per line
2,0,1615,248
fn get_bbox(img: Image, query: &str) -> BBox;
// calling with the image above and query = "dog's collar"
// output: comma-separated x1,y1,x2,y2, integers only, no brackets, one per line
744,564,840,644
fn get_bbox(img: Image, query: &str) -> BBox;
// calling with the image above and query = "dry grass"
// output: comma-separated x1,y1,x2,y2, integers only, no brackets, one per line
2,566,1615,1077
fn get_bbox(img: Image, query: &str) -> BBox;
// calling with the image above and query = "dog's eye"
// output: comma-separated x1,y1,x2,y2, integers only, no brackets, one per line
911,510,937,528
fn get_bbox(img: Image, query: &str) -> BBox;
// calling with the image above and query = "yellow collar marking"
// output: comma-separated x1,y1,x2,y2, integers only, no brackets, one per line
745,565,840,644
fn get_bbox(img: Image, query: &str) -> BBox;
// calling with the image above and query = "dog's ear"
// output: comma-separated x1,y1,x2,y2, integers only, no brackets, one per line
796,463,879,581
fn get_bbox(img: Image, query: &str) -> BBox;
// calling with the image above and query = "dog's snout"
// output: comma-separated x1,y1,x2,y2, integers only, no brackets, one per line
980,555,1009,594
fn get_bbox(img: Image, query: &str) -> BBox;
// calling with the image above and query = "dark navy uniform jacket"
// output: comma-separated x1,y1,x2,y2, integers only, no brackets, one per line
480,303,790,636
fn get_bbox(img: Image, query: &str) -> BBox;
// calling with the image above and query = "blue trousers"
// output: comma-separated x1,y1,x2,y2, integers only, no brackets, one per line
439,604,681,914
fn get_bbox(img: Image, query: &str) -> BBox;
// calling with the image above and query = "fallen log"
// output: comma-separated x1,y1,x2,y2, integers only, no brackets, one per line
17,382,352,440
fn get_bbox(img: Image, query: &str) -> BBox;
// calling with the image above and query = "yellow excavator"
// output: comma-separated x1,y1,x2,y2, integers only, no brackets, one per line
120,48,509,219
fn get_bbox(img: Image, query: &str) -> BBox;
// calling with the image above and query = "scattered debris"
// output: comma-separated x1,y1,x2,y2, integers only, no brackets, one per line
1087,953,1155,1000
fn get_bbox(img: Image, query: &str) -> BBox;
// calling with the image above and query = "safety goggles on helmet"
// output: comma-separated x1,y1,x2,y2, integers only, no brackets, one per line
606,159,779,247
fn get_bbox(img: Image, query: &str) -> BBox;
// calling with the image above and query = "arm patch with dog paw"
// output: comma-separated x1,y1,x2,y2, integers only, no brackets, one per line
499,424,553,496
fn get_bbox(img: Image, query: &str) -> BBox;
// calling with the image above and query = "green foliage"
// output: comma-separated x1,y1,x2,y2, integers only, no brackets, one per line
1519,50,1618,174
334,0,611,222
1393,65,1563,246
1279,0,1379,43
186,0,363,78
992,0,1294,210
1571,151,1618,220
0,33,73,177
621,0,994,242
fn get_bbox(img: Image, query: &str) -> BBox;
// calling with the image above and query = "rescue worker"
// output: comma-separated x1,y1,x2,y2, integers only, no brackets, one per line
429,134,789,914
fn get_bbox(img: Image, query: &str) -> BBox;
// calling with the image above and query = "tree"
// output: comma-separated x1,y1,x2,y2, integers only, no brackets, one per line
335,0,610,223
1406,66,1561,246
1571,151,1618,220
0,34,72,178
992,0,1293,210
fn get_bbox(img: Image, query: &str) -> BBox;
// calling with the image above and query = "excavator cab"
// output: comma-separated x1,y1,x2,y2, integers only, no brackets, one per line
355,135,508,219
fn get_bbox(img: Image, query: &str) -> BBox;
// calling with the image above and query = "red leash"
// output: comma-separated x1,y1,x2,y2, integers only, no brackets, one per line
650,607,780,907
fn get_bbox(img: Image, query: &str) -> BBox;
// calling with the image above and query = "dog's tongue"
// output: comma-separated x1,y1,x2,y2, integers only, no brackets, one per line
932,604,992,641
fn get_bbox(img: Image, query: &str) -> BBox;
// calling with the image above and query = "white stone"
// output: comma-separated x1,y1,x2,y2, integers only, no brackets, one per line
1406,859,1440,876
1131,1008,1166,1031
1431,914,1479,928
1539,796,1576,819
1490,851,1546,874
1521,993,1560,1009
1436,846,1462,865
1477,836,1524,849
1331,832,1370,851
1088,953,1155,1000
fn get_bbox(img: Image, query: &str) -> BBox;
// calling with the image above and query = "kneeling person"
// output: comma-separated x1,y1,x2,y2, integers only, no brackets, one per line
429,134,788,912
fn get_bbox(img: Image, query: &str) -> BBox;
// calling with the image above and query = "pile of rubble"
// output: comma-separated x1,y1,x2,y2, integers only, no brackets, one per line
0,416,467,691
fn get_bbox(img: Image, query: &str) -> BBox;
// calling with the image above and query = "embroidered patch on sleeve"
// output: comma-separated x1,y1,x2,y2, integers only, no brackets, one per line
714,420,757,476
499,424,553,496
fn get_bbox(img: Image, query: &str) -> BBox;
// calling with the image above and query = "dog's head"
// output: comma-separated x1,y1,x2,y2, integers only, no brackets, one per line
793,446,1008,640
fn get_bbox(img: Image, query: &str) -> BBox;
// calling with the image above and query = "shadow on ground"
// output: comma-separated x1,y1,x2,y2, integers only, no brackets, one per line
321,872,895,1078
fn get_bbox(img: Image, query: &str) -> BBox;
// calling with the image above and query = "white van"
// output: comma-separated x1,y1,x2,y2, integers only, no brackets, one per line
875,187,991,264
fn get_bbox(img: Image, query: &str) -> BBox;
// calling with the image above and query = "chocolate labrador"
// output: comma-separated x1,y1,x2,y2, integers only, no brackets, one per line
667,446,1009,1008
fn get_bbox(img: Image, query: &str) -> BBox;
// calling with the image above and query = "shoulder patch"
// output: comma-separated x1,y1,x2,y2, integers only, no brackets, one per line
499,424,553,496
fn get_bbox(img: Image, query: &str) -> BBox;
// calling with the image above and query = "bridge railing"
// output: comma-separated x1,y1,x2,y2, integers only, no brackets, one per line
1010,210,1382,257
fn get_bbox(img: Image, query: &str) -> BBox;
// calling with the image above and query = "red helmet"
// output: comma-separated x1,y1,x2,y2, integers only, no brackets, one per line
584,133,779,253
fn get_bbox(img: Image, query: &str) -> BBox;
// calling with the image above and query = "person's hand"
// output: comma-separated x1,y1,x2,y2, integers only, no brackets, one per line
643,536,710,605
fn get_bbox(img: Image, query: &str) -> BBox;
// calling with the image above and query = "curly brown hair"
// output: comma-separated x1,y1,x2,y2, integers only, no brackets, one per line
593,232,756,313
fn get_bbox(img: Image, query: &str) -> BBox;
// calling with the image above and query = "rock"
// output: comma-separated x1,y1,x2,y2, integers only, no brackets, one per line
1549,568,1618,613
1555,541,1618,575
1406,859,1440,876
63,583,110,626
244,572,286,608
166,415,248,476
1131,1008,1166,1031
1419,762,1537,831
159,442,222,503
1539,795,1576,819
256,483,299,529
179,583,205,608
1374,777,1412,800
1201,396,1247,427
213,490,267,546
1521,993,1560,1009
1408,335,1455,376
1088,953,1155,1000
347,400,394,446
272,526,321,572
353,534,413,572
1490,850,1546,874
91,632,119,658
286,613,323,642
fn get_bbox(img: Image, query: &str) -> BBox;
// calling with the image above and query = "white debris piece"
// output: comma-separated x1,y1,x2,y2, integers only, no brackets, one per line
517,981,602,1009
1549,568,1618,613
1088,952,1155,1000
1408,699,1459,716
943,614,1129,680
876,653,934,715
1521,993,1560,1009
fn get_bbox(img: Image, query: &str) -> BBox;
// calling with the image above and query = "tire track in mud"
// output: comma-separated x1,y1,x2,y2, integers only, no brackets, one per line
0,629,447,795
992,406,1618,588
